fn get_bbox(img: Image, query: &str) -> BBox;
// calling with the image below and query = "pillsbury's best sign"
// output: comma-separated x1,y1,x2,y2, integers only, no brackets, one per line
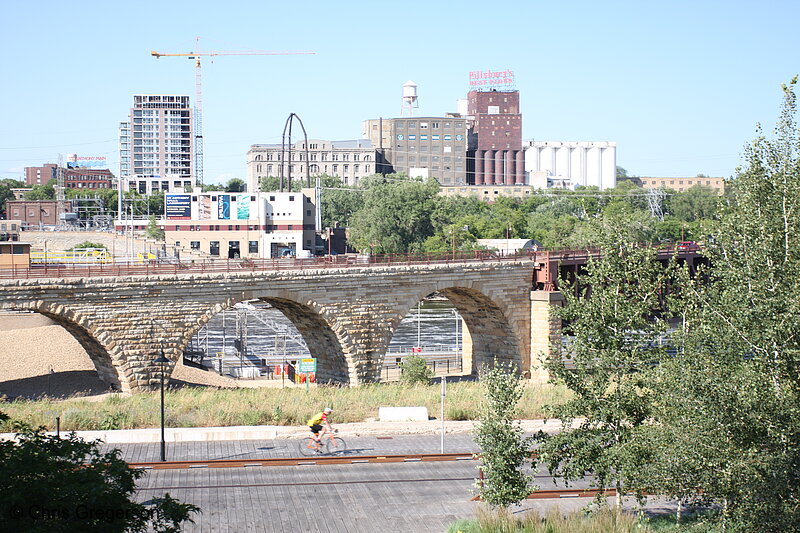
469,69,515,90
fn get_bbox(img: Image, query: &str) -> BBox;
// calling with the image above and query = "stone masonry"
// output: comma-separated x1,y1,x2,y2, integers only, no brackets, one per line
0,261,550,393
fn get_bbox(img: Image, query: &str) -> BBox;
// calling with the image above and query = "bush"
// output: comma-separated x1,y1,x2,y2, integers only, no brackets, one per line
0,414,199,532
399,355,434,385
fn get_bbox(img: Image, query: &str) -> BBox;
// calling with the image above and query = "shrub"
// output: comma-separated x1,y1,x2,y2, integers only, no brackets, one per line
399,355,433,385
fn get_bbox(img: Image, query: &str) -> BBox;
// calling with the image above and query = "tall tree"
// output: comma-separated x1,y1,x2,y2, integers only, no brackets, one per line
652,78,800,530
537,228,678,512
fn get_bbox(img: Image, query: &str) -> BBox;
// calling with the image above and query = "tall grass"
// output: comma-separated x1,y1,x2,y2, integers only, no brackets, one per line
0,382,569,432
448,506,651,533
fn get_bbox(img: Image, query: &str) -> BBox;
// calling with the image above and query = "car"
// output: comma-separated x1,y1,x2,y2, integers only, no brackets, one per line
677,241,700,251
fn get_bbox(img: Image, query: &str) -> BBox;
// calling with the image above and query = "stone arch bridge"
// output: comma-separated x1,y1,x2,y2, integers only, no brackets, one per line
0,247,701,394
0,259,568,393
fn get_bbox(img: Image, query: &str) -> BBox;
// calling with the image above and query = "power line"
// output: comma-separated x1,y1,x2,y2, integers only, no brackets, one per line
0,139,117,150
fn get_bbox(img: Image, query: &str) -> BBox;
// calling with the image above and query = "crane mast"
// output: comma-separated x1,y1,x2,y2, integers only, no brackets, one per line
151,38,314,186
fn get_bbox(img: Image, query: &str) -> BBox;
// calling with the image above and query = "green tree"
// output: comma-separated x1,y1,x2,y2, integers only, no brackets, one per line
651,78,800,531
0,423,199,532
473,364,533,508
225,178,246,192
348,178,439,253
666,185,719,222
146,214,165,241
537,231,678,512
24,179,56,200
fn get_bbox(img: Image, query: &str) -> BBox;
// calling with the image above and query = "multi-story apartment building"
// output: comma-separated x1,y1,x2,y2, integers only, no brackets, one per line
163,190,317,259
362,116,469,185
467,89,524,186
24,164,58,186
119,95,195,195
246,140,378,191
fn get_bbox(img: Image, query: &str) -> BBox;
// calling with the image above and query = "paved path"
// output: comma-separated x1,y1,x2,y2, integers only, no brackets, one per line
121,434,598,533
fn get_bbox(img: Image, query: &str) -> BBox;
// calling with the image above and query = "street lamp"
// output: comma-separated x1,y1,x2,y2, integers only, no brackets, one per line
153,343,170,462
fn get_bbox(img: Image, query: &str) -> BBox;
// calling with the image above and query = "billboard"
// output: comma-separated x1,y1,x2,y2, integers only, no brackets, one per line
237,194,250,220
218,195,230,220
199,196,211,219
165,194,191,220
469,69,515,90
66,155,108,169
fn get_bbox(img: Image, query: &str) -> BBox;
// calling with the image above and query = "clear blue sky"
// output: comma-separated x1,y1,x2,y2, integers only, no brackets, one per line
2,0,798,184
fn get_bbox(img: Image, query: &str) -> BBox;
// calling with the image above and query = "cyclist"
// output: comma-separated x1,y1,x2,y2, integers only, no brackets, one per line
307,407,334,448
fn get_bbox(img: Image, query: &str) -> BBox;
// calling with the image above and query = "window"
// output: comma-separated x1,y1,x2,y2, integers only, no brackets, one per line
420,122,428,129
270,195,276,201
191,241,200,250
12,245,24,254
249,241,258,254
210,241,220,256
289,195,295,201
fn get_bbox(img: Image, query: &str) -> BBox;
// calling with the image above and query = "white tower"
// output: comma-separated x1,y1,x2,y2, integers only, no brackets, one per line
401,80,419,116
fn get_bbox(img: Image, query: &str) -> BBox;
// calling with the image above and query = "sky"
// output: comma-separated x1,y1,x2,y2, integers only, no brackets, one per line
2,0,799,185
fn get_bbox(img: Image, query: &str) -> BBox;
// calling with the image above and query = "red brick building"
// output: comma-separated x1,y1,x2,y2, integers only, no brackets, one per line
5,200,72,228
24,164,114,189
467,89,524,185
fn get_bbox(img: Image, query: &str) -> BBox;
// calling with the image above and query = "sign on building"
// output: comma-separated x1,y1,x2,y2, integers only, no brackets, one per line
165,195,191,219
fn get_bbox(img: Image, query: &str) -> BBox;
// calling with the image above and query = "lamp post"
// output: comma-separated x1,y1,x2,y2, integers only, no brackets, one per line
153,344,170,462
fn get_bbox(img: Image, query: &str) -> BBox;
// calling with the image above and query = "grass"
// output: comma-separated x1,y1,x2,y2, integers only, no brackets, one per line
0,381,570,432
448,506,652,533
447,507,726,533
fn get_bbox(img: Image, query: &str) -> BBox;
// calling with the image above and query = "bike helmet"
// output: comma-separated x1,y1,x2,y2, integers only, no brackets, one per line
324,407,333,414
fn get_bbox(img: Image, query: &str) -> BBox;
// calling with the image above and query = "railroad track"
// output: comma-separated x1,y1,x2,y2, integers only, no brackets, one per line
128,452,476,470
131,452,609,500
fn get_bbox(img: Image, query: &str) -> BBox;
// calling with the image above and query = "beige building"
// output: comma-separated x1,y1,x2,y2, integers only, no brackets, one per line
247,140,378,191
634,176,725,194
163,190,317,259
439,184,534,201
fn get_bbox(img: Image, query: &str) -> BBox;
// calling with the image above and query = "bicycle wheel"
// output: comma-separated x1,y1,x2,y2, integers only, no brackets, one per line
325,436,347,455
298,437,321,457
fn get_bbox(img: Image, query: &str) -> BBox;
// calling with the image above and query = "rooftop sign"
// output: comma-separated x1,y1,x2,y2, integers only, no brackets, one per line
469,70,515,90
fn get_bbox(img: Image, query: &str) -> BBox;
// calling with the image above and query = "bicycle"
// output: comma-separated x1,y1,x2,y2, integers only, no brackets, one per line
297,430,348,456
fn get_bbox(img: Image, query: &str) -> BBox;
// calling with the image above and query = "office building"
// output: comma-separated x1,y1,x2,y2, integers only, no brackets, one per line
362,116,469,185
247,140,378,191
163,190,317,259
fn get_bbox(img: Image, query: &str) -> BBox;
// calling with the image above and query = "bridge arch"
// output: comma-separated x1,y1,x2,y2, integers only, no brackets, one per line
0,302,122,392
184,290,349,384
387,282,525,376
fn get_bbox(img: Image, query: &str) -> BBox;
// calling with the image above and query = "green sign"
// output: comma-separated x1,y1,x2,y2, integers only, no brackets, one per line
298,358,317,373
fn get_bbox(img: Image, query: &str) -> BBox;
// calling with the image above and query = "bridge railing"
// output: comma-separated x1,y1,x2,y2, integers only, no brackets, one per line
0,249,536,280
0,245,700,280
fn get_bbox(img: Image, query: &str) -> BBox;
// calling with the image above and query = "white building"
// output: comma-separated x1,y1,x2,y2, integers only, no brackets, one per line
524,141,617,190
163,189,318,259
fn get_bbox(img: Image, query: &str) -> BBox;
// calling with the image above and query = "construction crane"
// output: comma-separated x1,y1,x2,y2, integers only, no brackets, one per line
151,37,314,186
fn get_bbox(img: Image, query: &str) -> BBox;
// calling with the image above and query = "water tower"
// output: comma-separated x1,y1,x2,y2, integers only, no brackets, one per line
401,80,418,116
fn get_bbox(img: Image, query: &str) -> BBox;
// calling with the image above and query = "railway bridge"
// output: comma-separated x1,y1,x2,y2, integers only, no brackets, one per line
0,249,702,393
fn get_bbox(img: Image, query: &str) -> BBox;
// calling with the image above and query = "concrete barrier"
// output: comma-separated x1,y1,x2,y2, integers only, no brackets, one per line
378,406,429,422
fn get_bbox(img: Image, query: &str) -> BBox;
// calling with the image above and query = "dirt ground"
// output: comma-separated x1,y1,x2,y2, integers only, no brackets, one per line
0,312,240,399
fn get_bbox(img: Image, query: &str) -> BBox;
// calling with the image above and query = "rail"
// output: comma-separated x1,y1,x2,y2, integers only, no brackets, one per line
0,245,701,281
129,452,476,470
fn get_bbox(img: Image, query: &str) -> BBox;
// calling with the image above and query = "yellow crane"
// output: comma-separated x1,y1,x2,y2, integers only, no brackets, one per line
151,38,314,185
